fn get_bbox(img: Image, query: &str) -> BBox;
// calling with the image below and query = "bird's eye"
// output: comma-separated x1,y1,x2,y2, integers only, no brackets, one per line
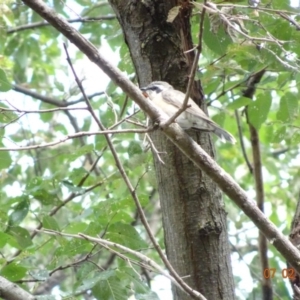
149,86,161,92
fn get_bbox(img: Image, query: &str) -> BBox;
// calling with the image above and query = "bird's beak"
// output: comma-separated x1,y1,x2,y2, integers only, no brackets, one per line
140,87,149,98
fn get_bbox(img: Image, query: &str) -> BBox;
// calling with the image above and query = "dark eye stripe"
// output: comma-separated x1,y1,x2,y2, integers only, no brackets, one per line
149,86,162,92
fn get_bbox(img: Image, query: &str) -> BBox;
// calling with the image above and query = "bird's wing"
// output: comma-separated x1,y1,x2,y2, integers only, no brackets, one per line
161,88,236,143
161,89,212,121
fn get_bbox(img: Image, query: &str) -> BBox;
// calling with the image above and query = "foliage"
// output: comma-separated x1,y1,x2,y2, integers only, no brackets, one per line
0,0,300,299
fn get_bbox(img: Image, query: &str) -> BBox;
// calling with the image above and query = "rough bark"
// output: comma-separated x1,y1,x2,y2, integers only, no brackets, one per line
108,1,235,299
21,0,300,290
289,194,300,299
0,276,36,300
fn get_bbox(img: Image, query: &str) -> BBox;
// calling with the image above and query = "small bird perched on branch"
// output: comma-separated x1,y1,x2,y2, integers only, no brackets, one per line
140,81,236,144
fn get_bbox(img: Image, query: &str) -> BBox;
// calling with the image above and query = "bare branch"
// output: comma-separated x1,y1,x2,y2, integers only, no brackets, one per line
235,110,253,173
0,106,88,113
62,42,208,300
21,0,300,274
278,12,300,30
0,128,149,151
35,229,208,300
162,3,206,128
204,3,288,44
7,15,116,34
145,133,165,165
7,156,103,263
0,276,35,300
217,3,300,16
12,84,104,106
244,69,273,299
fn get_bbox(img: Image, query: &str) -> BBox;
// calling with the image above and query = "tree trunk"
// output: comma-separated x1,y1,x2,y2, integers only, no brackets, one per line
108,1,235,299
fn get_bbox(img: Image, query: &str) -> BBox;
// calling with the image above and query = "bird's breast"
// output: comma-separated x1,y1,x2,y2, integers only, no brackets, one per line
152,95,179,116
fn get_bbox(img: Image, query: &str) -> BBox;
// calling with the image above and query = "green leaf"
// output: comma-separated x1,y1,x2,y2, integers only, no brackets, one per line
30,269,49,281
15,41,28,70
68,167,89,185
291,131,300,144
0,69,11,91
42,216,60,231
276,92,298,122
3,0,300,298
61,180,86,193
227,96,253,110
0,262,27,281
76,270,116,293
26,177,60,205
247,94,272,129
128,140,143,156
203,15,232,56
92,275,128,300
0,149,12,169
106,223,148,249
57,238,91,257
0,103,18,128
64,144,94,162
93,197,135,226
8,197,29,227
272,125,287,143
212,111,225,128
121,267,149,294
64,221,88,234
6,226,32,249
0,232,12,248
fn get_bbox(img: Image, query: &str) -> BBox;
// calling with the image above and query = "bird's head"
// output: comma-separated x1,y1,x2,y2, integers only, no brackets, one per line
140,81,173,99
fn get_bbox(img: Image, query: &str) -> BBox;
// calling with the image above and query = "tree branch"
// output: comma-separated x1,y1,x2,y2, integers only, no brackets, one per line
21,0,300,273
7,15,116,34
161,3,206,128
12,84,104,107
7,157,103,263
244,69,273,300
0,276,35,300
36,229,208,300
63,42,206,300
235,109,253,173
0,128,150,151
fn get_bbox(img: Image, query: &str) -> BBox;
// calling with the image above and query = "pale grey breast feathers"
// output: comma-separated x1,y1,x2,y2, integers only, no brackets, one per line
160,88,218,131
141,81,236,143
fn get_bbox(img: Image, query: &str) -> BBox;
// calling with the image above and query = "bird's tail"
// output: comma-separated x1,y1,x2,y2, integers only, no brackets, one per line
213,126,236,144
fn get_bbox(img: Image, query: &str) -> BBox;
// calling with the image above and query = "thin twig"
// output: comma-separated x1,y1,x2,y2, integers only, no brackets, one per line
35,229,207,300
0,106,88,113
161,3,206,128
278,12,300,30
216,79,246,100
0,128,149,151
145,133,165,165
12,84,104,107
217,4,300,16
119,94,129,118
204,3,287,44
109,110,141,129
7,157,103,263
21,0,300,275
7,15,116,34
63,43,206,300
125,118,146,128
235,110,253,173
242,69,272,299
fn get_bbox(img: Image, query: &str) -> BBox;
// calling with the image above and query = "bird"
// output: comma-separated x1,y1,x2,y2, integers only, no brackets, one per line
140,81,236,144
